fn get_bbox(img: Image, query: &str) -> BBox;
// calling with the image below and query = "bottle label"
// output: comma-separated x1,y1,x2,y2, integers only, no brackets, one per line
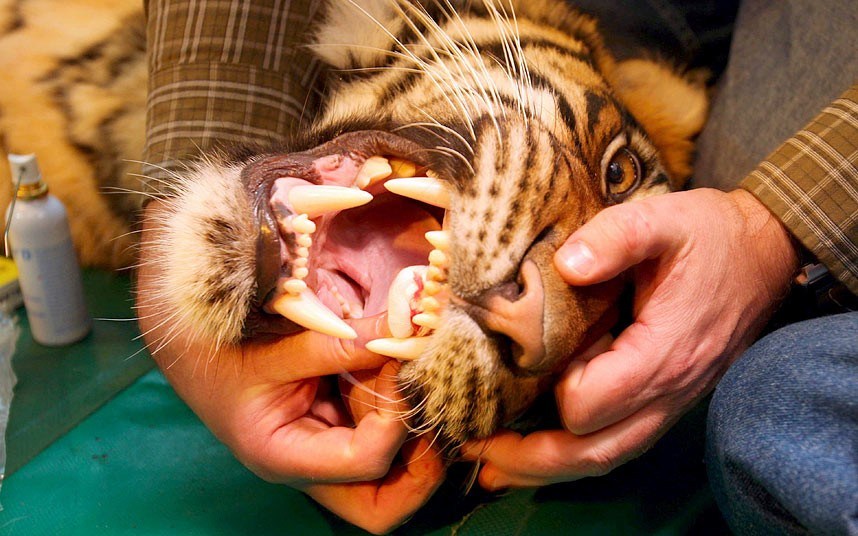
13,240,90,342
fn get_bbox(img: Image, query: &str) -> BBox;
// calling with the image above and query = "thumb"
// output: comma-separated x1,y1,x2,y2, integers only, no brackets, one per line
554,199,679,285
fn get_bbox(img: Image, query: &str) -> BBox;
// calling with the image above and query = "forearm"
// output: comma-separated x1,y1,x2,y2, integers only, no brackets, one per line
142,0,322,193
740,84,858,295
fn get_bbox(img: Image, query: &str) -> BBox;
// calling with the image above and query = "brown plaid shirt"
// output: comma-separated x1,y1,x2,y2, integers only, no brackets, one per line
144,1,857,296
143,0,324,183
743,85,858,295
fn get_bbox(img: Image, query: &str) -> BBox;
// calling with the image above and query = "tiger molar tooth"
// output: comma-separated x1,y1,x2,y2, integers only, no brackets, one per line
366,336,431,361
356,156,392,189
389,158,417,178
288,185,372,218
270,288,357,339
384,177,451,209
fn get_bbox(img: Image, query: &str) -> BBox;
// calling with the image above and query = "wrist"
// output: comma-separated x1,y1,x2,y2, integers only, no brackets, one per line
727,188,800,296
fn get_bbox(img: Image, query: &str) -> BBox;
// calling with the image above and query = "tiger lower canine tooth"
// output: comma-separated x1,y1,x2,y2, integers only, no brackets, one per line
270,288,357,339
288,185,372,218
356,156,392,189
366,337,431,361
384,177,451,209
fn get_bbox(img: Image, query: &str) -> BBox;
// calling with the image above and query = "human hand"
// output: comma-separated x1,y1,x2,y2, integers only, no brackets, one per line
462,188,798,489
137,202,444,534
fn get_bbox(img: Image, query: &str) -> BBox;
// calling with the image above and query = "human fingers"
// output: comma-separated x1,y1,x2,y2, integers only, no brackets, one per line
461,404,670,490
341,359,408,427
554,197,684,285
237,408,408,485
306,435,446,534
245,312,393,381
554,322,676,435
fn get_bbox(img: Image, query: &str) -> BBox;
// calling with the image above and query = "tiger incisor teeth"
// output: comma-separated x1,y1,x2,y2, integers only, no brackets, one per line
288,185,372,218
412,312,440,330
427,265,446,282
424,230,450,251
366,336,431,361
271,288,357,339
291,213,316,234
428,249,448,269
384,177,451,209
283,279,307,295
356,156,392,189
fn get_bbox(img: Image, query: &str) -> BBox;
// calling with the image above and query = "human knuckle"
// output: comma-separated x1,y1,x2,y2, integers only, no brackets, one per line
561,399,599,436
579,444,619,477
612,204,654,259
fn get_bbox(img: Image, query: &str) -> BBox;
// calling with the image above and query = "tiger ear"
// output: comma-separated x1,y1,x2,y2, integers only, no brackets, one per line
609,59,709,188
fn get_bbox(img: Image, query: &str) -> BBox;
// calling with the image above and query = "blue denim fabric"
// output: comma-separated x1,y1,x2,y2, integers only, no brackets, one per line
706,312,858,535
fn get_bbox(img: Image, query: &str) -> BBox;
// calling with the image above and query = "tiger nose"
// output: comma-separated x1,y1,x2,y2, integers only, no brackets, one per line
456,261,548,372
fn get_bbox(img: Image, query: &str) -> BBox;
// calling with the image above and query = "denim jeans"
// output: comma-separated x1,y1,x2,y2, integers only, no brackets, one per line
706,312,858,535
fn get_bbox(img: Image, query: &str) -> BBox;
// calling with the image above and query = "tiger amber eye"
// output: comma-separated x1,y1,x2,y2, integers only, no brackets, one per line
606,147,639,195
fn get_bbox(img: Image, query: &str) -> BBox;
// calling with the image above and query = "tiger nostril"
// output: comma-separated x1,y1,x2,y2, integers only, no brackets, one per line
455,261,549,373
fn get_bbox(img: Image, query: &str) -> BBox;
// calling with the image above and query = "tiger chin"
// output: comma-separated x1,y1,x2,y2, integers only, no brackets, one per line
143,0,708,450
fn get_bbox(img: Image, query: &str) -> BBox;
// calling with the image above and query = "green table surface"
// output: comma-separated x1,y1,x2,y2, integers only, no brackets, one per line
0,270,729,535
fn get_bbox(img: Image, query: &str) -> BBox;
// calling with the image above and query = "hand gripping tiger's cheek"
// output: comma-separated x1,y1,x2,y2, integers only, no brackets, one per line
145,0,708,450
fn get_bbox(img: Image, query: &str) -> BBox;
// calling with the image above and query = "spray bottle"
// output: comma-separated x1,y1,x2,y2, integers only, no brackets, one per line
5,153,91,345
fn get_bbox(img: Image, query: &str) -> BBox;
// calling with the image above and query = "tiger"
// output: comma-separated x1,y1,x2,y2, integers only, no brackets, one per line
141,0,708,449
0,0,707,450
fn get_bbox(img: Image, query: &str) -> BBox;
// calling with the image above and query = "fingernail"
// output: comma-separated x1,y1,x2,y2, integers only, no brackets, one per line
558,242,595,276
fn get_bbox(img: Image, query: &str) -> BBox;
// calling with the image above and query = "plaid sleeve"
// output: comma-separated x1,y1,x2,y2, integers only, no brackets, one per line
741,84,858,296
142,0,324,191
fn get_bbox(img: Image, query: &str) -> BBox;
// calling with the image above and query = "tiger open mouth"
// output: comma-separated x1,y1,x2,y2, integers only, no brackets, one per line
243,130,456,358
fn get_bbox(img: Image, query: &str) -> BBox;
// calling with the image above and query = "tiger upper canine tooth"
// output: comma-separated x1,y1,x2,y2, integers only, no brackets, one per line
424,230,450,251
384,177,451,209
366,336,431,361
356,156,392,189
288,185,372,218
270,288,357,339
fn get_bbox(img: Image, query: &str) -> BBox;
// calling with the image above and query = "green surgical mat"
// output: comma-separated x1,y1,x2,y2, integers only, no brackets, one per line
0,270,729,535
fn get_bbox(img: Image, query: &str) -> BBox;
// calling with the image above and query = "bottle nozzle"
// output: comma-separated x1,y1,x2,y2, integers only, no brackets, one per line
8,154,41,187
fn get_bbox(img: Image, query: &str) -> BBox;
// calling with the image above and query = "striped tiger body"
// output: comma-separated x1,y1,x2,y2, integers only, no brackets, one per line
0,0,146,268
147,0,708,448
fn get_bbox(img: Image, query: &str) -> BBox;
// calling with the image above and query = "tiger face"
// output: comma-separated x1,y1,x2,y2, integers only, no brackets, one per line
145,0,707,449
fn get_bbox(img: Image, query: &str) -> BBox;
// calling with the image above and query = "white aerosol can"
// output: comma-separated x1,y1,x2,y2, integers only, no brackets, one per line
5,154,90,345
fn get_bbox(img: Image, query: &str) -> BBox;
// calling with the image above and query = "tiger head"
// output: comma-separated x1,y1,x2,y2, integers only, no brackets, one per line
145,0,707,449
